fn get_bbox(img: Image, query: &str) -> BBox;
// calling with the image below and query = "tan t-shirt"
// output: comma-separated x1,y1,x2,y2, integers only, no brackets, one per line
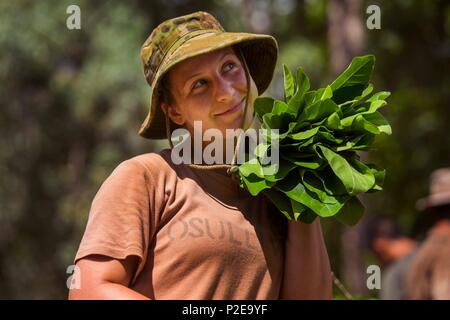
74,148,287,299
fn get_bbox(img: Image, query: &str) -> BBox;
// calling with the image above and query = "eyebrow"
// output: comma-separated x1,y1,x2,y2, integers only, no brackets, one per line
182,50,236,93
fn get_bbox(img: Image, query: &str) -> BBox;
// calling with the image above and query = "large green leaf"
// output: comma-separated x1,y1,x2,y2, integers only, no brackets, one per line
239,157,265,177
330,55,375,104
289,127,319,140
292,202,318,224
272,100,290,116
263,158,298,182
334,133,375,151
318,128,344,144
302,170,341,204
340,83,374,109
241,173,273,196
334,197,365,226
348,158,386,191
290,199,307,221
297,98,339,127
363,112,392,135
303,91,317,106
240,175,263,195
330,55,375,92
262,112,283,129
367,91,391,103
347,114,381,134
317,145,375,195
263,189,294,220
277,170,347,217
311,168,348,196
281,152,324,169
254,143,270,159
319,85,333,100
325,112,342,130
287,67,310,116
351,97,388,115
332,85,367,105
254,97,274,119
283,64,295,103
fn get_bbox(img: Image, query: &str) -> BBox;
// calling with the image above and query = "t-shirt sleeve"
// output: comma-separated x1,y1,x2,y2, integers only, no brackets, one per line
74,158,155,283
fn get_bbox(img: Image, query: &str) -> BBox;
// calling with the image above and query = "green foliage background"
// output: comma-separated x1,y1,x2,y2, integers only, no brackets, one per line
0,0,449,298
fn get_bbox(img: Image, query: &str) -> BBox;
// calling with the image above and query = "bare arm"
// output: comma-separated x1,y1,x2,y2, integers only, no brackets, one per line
280,218,333,299
68,255,150,300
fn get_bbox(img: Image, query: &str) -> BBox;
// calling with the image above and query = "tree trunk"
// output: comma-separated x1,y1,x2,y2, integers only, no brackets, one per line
242,0,273,34
327,0,368,296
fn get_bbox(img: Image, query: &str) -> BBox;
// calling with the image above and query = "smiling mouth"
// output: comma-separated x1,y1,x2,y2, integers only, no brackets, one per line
216,99,245,116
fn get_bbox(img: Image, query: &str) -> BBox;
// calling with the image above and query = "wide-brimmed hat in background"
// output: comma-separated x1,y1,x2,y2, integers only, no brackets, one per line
416,168,450,211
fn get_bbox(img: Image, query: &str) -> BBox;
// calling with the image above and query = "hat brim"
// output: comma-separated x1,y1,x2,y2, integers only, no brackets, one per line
416,192,450,211
139,32,278,140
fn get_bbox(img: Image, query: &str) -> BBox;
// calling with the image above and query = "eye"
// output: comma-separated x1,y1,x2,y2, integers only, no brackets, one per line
192,79,207,90
223,61,236,72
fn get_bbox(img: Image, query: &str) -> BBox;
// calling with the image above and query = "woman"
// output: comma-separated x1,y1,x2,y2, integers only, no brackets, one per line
69,11,332,300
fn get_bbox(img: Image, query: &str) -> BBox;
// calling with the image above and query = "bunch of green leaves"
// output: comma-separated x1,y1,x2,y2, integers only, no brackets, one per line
238,55,391,225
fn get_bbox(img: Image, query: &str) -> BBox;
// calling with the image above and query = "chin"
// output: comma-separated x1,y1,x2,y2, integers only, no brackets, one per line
223,123,245,134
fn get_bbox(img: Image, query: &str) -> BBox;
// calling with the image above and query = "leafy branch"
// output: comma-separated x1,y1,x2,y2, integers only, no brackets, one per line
238,55,391,226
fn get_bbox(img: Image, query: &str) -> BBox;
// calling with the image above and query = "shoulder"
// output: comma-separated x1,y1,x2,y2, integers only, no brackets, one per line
91,150,177,212
92,149,176,200
112,148,174,179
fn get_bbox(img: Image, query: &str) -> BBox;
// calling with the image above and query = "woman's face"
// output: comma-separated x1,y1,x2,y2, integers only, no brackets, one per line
161,47,258,138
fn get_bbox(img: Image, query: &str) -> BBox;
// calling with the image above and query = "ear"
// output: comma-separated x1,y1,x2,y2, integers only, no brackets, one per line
161,102,185,126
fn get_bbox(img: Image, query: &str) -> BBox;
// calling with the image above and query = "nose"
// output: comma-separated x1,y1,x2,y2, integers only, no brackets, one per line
214,76,234,103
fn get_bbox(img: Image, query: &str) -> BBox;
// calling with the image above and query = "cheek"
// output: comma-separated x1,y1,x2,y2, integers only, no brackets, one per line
184,96,213,120
232,69,258,98
233,70,248,90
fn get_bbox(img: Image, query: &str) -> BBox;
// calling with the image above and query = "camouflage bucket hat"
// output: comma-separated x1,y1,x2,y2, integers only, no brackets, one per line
139,11,278,139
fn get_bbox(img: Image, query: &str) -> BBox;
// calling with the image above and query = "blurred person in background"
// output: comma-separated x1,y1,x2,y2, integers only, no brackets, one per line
406,168,450,300
366,216,417,300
